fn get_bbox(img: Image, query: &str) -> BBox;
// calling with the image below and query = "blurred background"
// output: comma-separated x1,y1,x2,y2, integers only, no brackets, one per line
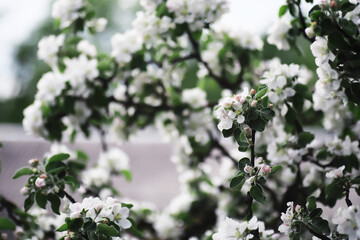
0,0,318,207
0,0,318,124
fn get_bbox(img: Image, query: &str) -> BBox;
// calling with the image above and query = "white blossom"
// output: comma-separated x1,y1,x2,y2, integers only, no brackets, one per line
267,15,291,50
333,205,360,240
38,35,65,67
52,0,83,29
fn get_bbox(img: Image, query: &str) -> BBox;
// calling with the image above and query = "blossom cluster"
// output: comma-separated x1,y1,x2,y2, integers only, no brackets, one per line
214,88,251,131
213,216,277,240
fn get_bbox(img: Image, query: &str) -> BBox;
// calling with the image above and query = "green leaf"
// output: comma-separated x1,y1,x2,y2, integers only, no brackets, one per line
83,220,97,232
13,167,33,179
279,5,288,17
270,165,282,175
48,153,70,163
47,193,61,215
328,31,351,51
35,191,47,209
122,169,132,182
66,218,84,232
238,141,249,152
248,118,266,132
259,108,275,121
310,208,323,219
233,128,242,145
308,217,331,236
230,174,246,191
24,192,35,212
255,87,268,100
56,223,68,232
0,217,16,230
97,223,119,237
298,132,315,147
351,176,360,184
238,158,251,173
64,175,80,189
127,218,143,239
222,128,234,138
306,196,316,212
325,181,344,207
250,184,266,204
46,161,67,174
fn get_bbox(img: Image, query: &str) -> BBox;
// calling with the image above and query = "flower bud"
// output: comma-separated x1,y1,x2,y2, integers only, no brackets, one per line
28,158,39,167
54,187,60,193
295,205,301,214
250,100,257,107
331,0,338,8
101,218,109,224
269,104,273,108
40,173,47,179
20,187,30,196
250,89,256,96
305,27,315,39
244,165,254,174
262,165,271,174
235,94,242,102
35,177,46,189
244,128,252,138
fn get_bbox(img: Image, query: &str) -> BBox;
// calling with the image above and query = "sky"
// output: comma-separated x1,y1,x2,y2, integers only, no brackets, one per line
0,0,285,99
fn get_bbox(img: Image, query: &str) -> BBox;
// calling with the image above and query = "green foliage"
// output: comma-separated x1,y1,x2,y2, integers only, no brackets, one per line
0,217,16,230
250,184,266,204
13,167,34,179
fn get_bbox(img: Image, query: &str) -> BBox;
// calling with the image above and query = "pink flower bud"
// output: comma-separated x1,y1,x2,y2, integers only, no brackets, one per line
28,158,39,167
35,178,46,189
262,165,271,174
244,165,254,174
40,174,47,179
250,100,257,107
250,89,256,96
295,205,301,213
331,0,338,8
235,94,242,102
269,104,273,108
20,187,30,196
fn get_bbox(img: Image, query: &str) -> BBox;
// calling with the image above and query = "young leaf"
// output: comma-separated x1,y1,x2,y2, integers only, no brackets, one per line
13,167,33,179
306,196,316,212
24,192,35,212
97,223,119,236
250,184,266,204
230,174,246,191
56,223,68,232
255,87,268,100
279,5,288,17
238,158,251,173
35,191,47,209
48,153,70,163
248,119,266,132
0,217,16,230
122,169,132,182
47,193,61,215
308,217,331,236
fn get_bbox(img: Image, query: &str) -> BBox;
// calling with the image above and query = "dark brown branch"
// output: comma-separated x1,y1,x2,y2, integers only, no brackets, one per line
64,191,76,203
295,1,315,43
